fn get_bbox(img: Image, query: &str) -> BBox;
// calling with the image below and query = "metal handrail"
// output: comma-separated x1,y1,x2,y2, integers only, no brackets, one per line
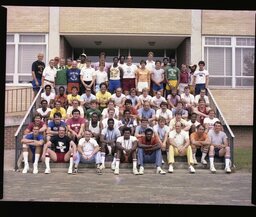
14,87,43,171
207,88,235,167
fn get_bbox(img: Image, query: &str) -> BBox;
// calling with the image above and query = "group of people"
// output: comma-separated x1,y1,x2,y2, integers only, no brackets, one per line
21,50,231,176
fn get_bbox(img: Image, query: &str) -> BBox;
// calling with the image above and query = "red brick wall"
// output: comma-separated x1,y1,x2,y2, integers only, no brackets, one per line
4,126,19,149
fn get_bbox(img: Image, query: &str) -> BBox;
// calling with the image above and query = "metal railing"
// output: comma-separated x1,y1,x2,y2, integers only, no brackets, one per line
207,88,235,167
14,87,43,171
5,87,34,113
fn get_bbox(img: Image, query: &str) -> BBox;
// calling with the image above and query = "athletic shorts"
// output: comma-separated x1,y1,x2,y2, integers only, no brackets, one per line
166,80,178,90
56,152,66,163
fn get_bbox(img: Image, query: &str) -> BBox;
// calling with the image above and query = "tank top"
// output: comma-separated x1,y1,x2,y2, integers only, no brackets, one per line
88,121,100,134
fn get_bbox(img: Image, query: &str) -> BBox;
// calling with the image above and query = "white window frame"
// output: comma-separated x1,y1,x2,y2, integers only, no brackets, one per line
202,36,254,88
6,33,48,86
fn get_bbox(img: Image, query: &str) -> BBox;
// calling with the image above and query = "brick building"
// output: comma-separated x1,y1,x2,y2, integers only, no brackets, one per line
4,6,255,148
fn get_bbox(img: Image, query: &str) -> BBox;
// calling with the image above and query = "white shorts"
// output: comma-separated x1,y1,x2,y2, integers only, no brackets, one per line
137,82,149,92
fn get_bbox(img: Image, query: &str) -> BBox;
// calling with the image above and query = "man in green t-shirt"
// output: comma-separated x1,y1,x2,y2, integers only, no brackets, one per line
55,58,67,94
165,58,180,96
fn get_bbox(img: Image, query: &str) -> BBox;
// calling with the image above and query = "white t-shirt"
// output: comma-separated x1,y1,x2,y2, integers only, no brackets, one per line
203,117,220,130
138,94,152,104
36,107,52,117
151,96,167,107
168,130,189,148
78,137,99,157
153,124,170,141
42,66,57,82
151,68,164,83
122,64,137,79
146,60,155,72
41,92,55,105
111,94,126,107
194,95,210,105
116,136,137,150
101,117,121,129
155,108,173,120
193,69,209,84
80,67,96,81
181,93,195,105
94,70,108,85
101,107,119,119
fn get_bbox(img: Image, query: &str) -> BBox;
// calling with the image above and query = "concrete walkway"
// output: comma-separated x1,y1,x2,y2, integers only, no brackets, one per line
2,149,253,206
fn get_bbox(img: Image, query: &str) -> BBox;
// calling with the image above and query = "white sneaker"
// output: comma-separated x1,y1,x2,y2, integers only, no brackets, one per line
210,166,216,173
193,158,198,165
67,167,73,174
225,167,231,173
44,168,51,174
33,163,38,174
156,167,166,175
162,159,165,165
22,164,29,174
168,164,174,173
139,166,144,175
114,168,119,175
133,168,139,175
111,162,115,170
189,165,196,173
201,159,207,165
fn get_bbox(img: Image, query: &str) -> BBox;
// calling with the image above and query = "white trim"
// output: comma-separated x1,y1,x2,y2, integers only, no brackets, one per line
6,83,32,87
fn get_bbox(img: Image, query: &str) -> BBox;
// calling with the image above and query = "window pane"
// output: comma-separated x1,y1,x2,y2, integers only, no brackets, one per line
19,75,33,83
18,45,46,74
225,48,232,76
205,37,231,46
235,48,242,76
208,47,224,76
7,35,14,42
19,35,45,43
236,77,254,86
6,75,13,83
209,77,232,86
242,48,254,76
6,45,15,74
236,37,255,46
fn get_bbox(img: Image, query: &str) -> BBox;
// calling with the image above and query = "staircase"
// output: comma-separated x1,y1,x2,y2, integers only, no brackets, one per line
14,87,235,173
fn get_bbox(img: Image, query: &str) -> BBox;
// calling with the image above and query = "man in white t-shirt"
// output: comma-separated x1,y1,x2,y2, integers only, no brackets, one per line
111,87,126,108
192,61,209,95
42,59,57,93
73,130,103,174
114,127,139,175
80,59,96,94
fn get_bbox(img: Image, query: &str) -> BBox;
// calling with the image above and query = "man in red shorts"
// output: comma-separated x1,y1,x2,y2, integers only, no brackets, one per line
41,126,77,174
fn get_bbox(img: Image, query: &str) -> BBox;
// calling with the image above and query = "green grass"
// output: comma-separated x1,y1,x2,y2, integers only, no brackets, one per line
234,146,252,172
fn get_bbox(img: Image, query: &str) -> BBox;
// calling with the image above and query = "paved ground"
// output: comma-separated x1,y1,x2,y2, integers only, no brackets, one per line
2,149,254,206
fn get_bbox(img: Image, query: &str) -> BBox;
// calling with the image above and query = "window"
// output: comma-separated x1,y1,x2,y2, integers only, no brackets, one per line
6,34,48,84
203,36,254,87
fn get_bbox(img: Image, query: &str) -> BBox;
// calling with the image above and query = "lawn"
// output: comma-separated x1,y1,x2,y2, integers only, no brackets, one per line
234,146,252,172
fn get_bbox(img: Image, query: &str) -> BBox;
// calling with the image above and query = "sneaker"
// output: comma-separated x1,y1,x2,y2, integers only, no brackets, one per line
44,168,51,174
138,166,144,175
162,159,165,165
114,168,119,175
133,168,139,175
168,164,174,173
22,164,29,174
193,158,198,165
67,167,73,174
201,159,207,165
73,167,78,174
111,162,115,170
33,163,38,174
97,168,103,175
210,166,216,173
100,164,105,170
156,167,166,175
225,167,231,173
189,165,196,173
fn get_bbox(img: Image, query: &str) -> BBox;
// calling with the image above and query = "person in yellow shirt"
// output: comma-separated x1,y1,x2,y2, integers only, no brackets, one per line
49,100,67,120
96,82,112,111
67,86,81,105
